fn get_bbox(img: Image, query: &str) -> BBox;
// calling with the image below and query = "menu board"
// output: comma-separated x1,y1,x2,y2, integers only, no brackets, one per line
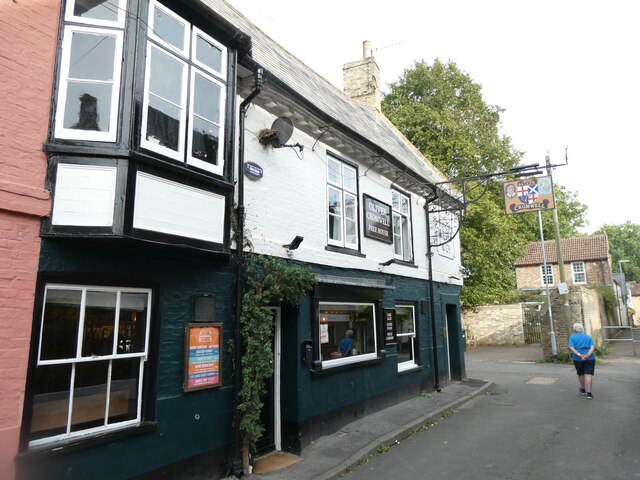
184,323,222,392
384,309,396,345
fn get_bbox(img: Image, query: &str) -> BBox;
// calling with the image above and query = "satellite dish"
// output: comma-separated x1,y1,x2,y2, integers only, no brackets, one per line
271,117,294,146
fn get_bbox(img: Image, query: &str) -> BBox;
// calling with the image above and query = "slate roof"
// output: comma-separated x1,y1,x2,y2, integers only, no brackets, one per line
200,0,454,197
514,234,610,266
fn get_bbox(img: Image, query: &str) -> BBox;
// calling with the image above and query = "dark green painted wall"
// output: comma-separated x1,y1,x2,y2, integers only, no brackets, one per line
25,239,237,479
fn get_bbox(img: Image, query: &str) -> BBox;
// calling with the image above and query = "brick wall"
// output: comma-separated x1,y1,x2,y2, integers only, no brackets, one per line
0,0,58,477
462,304,525,345
516,259,612,290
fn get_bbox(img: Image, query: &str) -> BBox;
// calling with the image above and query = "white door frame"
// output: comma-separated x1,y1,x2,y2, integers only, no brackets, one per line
265,307,282,450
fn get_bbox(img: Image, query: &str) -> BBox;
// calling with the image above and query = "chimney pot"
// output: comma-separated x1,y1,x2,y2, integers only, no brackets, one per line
363,40,371,59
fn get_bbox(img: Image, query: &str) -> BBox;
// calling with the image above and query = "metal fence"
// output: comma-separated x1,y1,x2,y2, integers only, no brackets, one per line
522,304,542,344
602,326,639,356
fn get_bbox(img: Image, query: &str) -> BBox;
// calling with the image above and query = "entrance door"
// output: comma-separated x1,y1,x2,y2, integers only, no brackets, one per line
446,304,464,380
255,307,281,455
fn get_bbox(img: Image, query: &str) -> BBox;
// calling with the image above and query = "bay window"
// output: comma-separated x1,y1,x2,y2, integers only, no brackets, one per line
319,302,377,366
27,284,152,446
141,0,228,175
392,190,413,262
327,155,358,249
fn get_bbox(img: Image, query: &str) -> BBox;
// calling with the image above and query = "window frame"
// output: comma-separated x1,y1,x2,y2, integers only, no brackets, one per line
540,264,554,286
64,0,128,28
141,0,228,176
571,261,587,284
326,155,359,250
318,301,378,369
395,304,417,372
54,24,124,142
27,283,153,447
391,189,413,262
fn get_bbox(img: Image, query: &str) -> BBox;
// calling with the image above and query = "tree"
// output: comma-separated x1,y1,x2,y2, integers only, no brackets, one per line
382,60,588,306
595,222,640,282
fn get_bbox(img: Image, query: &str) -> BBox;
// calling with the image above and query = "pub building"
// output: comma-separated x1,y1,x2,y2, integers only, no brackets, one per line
13,1,466,478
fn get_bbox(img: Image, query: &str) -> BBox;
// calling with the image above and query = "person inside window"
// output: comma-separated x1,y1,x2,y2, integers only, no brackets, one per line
338,329,354,357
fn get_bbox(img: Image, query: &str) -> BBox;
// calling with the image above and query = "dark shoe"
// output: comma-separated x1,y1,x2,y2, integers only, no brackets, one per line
586,392,593,400
579,388,586,395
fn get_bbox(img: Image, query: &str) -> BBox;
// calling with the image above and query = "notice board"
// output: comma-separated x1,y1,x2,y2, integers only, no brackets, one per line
184,323,222,392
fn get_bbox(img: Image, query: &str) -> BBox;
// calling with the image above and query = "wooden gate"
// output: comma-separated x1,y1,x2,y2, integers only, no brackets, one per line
522,304,542,344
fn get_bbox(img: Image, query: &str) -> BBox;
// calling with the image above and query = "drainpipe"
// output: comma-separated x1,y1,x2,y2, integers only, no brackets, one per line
232,68,264,477
424,193,442,392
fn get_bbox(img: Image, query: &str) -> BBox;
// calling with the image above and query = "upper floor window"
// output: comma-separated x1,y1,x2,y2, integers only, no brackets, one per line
54,0,126,142
327,155,358,249
541,264,554,286
27,284,152,447
392,190,413,262
571,261,587,284
141,0,228,175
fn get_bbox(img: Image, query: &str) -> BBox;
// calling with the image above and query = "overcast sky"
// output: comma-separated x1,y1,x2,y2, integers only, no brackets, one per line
230,0,640,233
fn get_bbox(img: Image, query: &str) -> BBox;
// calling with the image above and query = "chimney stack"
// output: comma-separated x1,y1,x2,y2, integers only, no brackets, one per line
343,40,381,114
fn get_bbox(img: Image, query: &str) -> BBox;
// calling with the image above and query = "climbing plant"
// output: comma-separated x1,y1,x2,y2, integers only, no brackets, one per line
238,254,315,455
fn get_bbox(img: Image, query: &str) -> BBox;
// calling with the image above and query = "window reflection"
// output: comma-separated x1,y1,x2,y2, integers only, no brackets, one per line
41,289,82,360
109,358,140,423
82,290,117,357
30,364,72,440
73,0,120,22
70,361,109,432
319,303,376,361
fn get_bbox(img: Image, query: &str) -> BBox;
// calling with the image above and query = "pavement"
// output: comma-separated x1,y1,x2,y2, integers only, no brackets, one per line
249,341,637,480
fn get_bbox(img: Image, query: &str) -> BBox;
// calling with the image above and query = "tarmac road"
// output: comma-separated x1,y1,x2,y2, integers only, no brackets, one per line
343,345,640,480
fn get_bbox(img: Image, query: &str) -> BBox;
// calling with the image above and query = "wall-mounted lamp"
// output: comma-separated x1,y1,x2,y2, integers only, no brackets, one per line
283,235,304,250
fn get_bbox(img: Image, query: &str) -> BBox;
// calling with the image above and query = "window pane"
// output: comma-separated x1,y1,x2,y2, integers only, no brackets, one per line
109,358,140,423
329,214,342,242
70,361,109,432
193,73,221,122
328,188,342,216
63,82,112,132
401,195,409,215
345,218,357,245
195,34,223,72
81,290,117,357
392,191,400,211
149,48,184,104
118,293,149,354
396,307,415,334
191,117,220,164
153,4,186,51
41,289,82,360
343,165,357,192
397,335,413,364
319,304,376,361
146,95,181,151
30,364,72,441
69,32,116,81
73,0,119,22
402,217,412,260
344,194,356,220
327,158,341,185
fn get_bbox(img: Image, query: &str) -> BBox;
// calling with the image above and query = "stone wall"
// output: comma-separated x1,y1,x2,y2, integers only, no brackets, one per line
540,286,611,359
462,304,525,346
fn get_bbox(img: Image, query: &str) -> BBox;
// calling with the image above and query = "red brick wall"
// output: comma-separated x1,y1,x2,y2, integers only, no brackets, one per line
0,0,58,477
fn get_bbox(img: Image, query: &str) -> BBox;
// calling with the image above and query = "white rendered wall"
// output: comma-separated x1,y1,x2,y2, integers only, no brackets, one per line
240,105,462,286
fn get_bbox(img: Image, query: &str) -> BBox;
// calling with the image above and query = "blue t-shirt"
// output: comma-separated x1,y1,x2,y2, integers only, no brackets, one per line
568,333,595,361
338,337,353,356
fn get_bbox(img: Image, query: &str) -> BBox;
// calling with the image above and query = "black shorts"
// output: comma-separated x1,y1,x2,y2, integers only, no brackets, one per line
573,359,595,376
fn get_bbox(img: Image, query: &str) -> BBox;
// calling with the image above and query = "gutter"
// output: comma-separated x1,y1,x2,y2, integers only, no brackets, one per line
232,67,264,477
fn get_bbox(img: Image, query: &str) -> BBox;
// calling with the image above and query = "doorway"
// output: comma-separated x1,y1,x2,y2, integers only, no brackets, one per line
255,307,281,455
445,303,464,381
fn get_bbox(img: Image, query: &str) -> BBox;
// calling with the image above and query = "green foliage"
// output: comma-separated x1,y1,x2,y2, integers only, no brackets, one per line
596,222,640,282
590,285,618,320
238,254,315,448
382,59,588,307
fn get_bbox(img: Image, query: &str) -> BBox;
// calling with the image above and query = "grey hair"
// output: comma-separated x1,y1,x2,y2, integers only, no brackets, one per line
572,323,584,333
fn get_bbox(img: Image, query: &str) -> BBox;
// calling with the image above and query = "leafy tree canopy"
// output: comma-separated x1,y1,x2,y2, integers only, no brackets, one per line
382,59,588,306
595,222,640,282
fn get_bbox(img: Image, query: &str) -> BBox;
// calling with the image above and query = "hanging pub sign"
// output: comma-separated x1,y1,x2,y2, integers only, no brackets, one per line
363,194,393,244
503,175,555,215
184,323,222,392
383,308,397,345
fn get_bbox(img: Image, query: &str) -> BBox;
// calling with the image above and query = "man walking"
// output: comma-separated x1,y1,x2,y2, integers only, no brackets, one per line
568,322,596,399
